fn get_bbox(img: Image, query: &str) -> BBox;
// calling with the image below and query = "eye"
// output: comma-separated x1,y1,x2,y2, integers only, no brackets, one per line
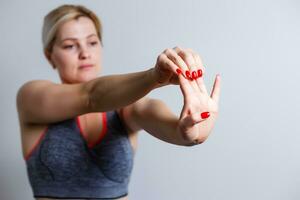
90,41,98,46
63,45,75,49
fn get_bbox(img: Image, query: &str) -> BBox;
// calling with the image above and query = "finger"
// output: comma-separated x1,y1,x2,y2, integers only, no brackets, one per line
173,46,194,74
177,70,193,97
181,111,210,127
188,51,208,95
184,52,201,92
210,74,221,104
163,48,189,79
191,51,208,95
173,47,200,91
157,53,179,75
164,49,191,87
186,49,206,75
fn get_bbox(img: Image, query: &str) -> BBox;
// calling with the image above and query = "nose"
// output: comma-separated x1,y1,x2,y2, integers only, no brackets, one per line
79,46,91,60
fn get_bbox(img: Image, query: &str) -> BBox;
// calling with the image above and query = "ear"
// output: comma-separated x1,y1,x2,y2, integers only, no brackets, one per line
44,50,56,69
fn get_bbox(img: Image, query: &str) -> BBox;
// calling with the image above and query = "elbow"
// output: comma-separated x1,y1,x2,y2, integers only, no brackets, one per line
82,80,104,112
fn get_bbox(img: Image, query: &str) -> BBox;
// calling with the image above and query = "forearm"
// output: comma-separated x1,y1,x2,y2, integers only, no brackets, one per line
141,109,216,146
133,98,190,146
84,68,160,112
133,98,217,146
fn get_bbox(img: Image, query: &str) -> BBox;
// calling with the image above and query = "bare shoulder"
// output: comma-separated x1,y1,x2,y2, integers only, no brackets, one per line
16,79,89,124
17,80,53,95
19,79,53,88
16,80,53,120
16,80,53,108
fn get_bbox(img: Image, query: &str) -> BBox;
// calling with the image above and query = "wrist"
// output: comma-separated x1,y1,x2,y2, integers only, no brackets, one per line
147,67,167,89
175,122,206,146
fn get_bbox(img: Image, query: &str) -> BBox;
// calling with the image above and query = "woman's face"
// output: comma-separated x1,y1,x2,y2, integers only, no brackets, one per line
49,16,102,84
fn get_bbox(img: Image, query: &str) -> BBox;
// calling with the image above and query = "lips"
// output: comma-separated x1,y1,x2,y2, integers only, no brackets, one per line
79,64,93,69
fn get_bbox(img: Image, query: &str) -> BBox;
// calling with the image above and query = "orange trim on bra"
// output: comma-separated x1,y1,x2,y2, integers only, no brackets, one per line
76,112,108,148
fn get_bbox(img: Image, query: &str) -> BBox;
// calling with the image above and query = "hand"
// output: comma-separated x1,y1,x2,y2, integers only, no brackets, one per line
152,47,187,85
172,47,221,144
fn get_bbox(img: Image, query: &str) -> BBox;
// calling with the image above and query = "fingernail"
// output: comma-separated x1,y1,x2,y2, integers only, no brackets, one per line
197,69,203,78
192,71,197,80
176,68,182,75
185,70,191,78
201,111,210,119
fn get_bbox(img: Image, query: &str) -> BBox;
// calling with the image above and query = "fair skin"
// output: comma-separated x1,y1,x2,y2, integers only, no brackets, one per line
17,16,220,200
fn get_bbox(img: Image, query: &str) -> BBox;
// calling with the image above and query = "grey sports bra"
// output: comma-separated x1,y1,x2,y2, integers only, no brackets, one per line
25,110,134,199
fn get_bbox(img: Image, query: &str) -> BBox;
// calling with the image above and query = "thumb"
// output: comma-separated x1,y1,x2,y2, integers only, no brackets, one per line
210,74,221,104
180,111,210,128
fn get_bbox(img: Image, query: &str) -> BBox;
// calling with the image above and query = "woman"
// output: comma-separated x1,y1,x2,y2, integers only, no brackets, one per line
16,4,221,200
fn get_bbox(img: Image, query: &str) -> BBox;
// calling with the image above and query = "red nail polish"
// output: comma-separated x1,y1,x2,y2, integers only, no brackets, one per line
201,111,210,119
185,70,191,78
176,68,182,75
192,71,197,80
197,69,203,78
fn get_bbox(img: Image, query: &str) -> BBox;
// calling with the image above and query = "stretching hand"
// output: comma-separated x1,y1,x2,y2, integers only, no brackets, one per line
152,46,221,144
176,47,220,144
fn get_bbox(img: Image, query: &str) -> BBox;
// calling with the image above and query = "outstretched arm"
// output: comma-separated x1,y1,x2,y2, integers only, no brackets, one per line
17,68,162,124
17,47,181,125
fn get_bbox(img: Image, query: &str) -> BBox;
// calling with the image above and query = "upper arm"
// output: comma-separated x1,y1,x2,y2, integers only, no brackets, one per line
16,80,90,124
117,99,145,133
117,97,154,133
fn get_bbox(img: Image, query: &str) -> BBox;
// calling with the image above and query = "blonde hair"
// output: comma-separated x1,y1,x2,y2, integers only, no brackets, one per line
42,4,103,54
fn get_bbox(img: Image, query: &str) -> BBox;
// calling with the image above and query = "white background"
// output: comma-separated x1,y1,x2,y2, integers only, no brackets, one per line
0,0,300,199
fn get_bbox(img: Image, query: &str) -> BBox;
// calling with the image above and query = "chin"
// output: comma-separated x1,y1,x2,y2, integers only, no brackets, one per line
78,73,98,82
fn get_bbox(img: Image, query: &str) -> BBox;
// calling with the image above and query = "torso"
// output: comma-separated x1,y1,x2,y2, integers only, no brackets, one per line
20,109,138,200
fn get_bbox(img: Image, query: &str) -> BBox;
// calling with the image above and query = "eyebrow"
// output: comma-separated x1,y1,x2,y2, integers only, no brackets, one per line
60,34,98,43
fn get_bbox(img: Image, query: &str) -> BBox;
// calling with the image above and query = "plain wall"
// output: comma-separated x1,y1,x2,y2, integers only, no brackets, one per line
1,0,300,199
